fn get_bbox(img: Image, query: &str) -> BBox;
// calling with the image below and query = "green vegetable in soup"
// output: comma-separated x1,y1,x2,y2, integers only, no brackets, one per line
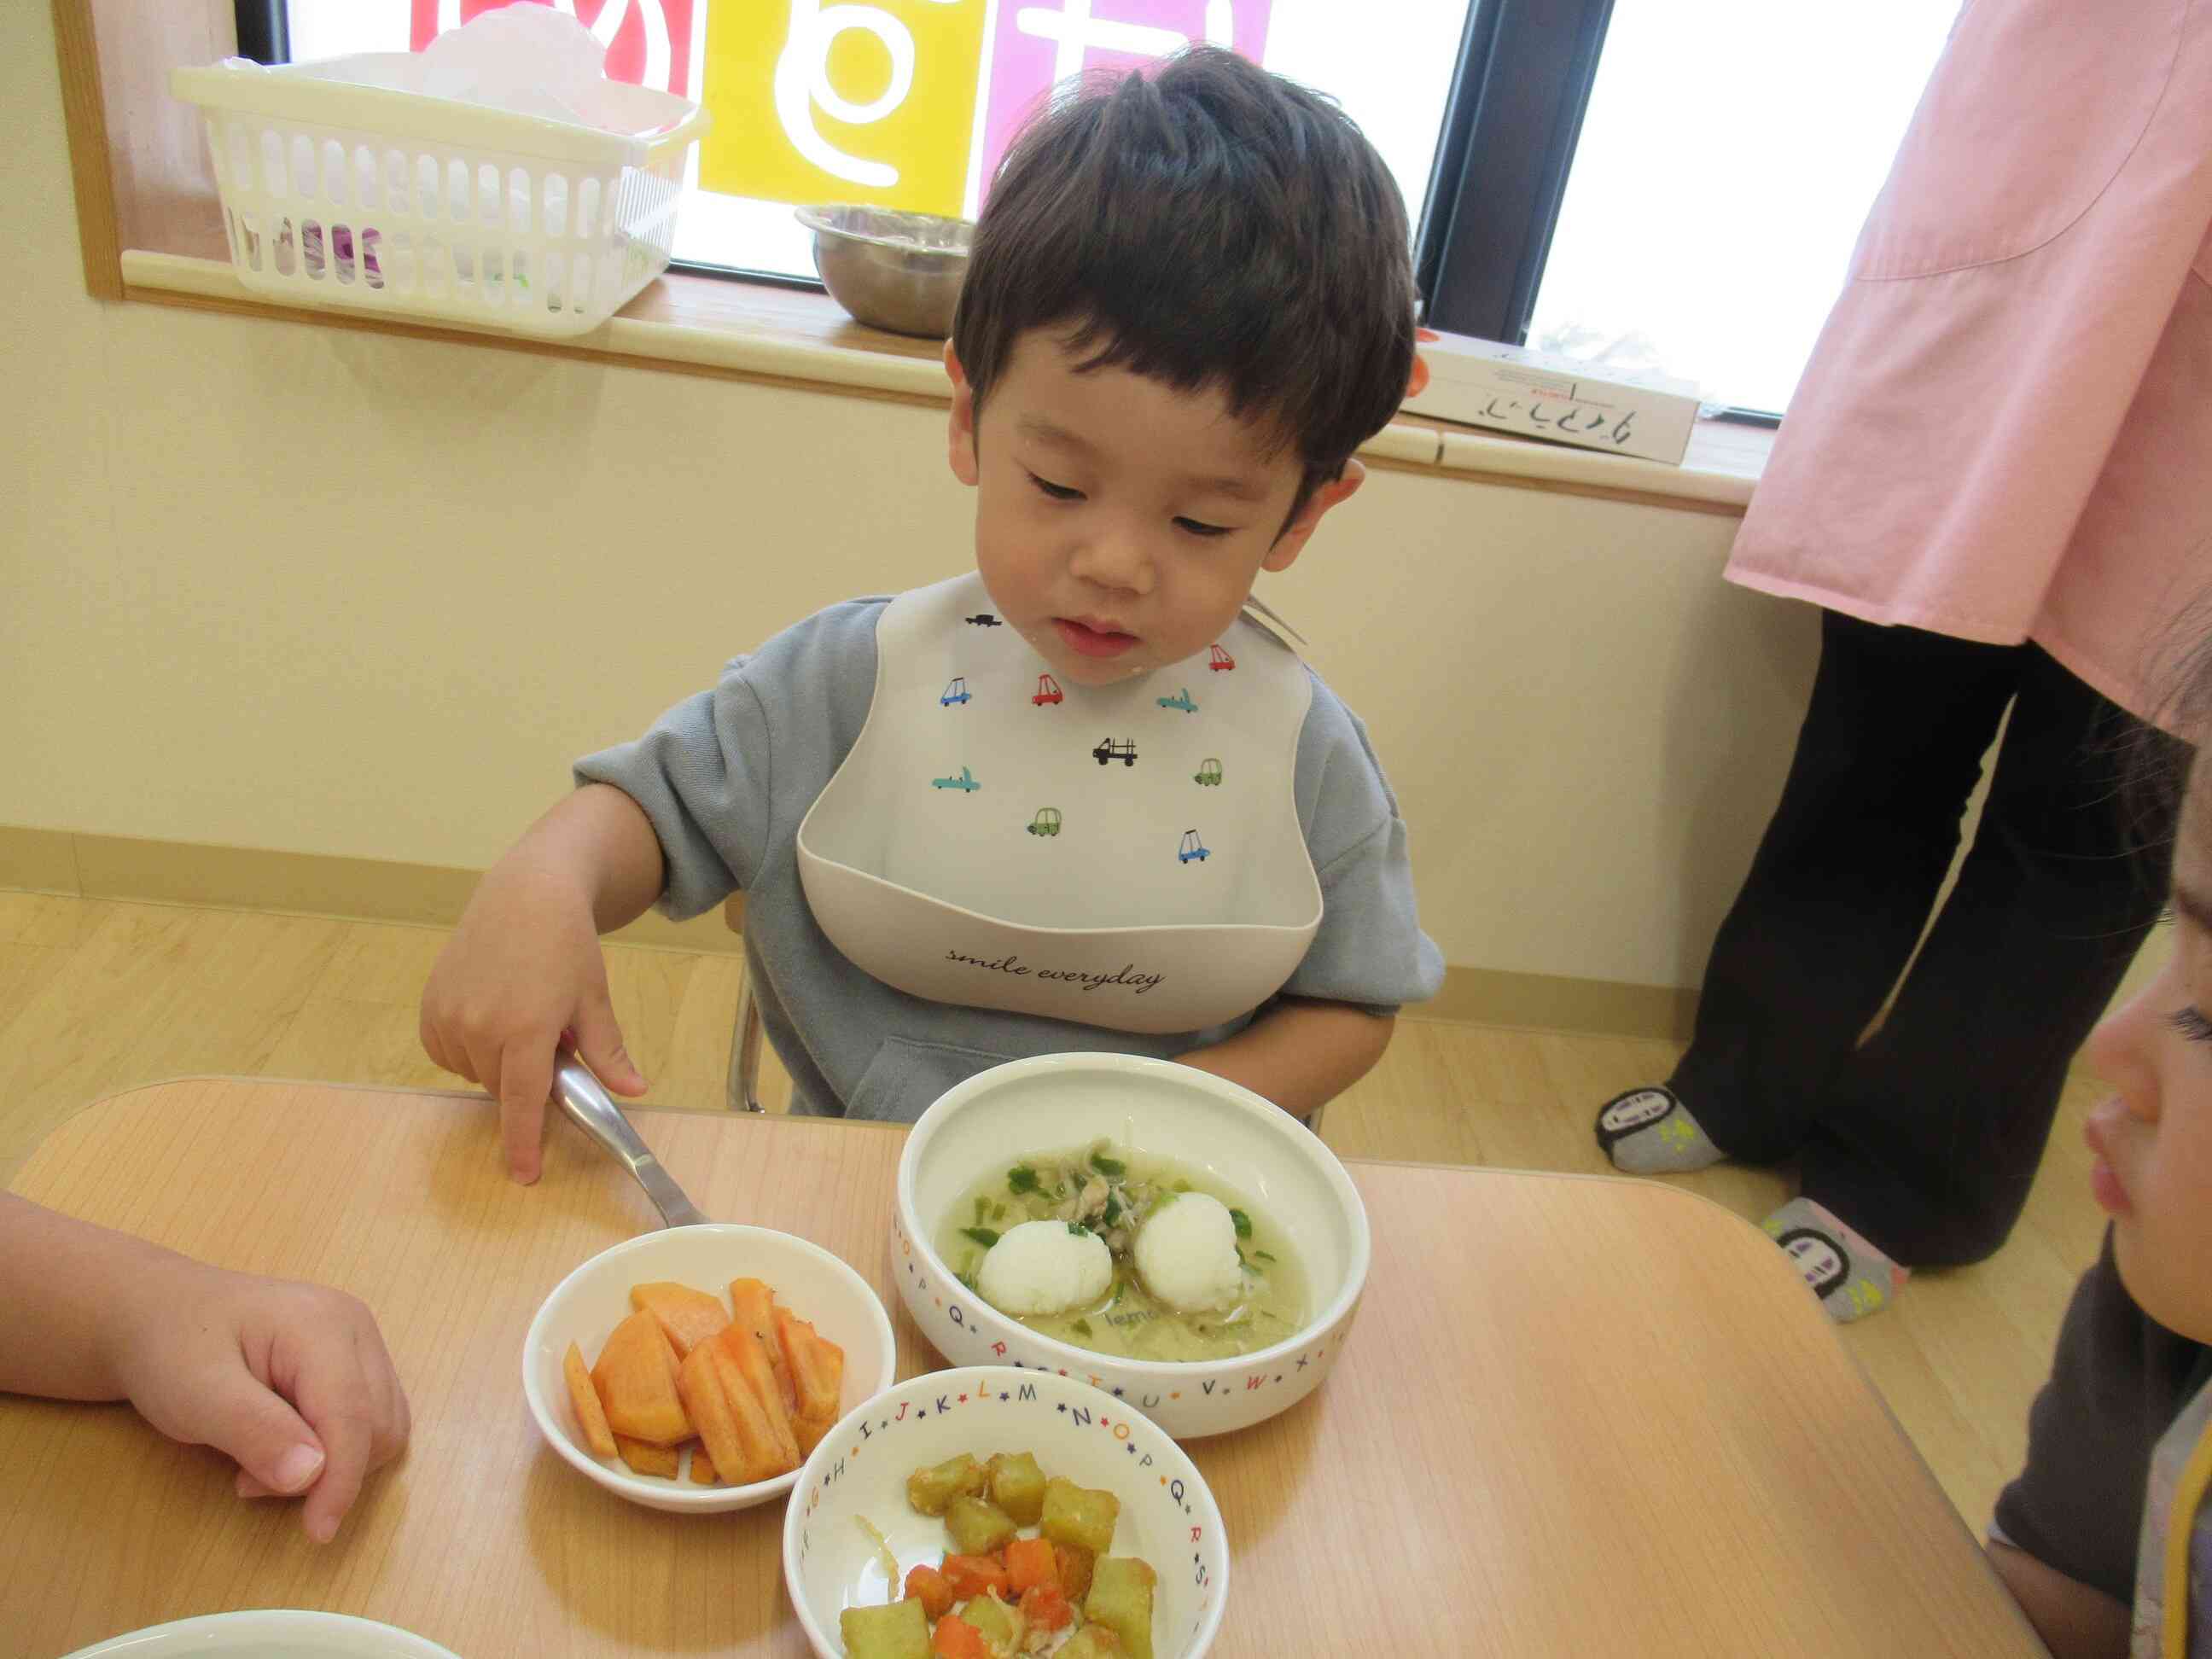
1229,1208,1252,1238
1088,1148,1126,1179
1085,1557,1159,1659
838,1598,930,1659
961,1226,1001,1249
1008,1164,1039,1196
1040,1476,1119,1555
906,1452,987,1516
945,1493,1018,1556
984,1450,1046,1524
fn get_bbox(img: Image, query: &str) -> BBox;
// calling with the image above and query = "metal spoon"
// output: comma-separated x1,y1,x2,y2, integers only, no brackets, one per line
551,1048,707,1229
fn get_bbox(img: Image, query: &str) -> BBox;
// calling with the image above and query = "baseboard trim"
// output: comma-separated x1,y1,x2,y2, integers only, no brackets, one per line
1,825,1696,1039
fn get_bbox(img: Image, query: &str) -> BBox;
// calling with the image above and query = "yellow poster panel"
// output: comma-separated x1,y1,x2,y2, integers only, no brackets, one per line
701,0,988,217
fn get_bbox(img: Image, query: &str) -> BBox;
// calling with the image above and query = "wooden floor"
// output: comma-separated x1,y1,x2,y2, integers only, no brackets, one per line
0,887,2111,1544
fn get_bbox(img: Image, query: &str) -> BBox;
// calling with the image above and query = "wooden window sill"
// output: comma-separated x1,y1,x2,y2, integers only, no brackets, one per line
61,1,1764,517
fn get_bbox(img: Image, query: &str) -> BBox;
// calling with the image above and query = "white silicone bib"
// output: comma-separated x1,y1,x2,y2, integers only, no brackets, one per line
797,574,1321,1033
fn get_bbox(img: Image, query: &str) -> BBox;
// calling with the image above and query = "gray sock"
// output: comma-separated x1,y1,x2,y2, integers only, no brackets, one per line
1594,1086,1725,1174
1761,1196,1908,1323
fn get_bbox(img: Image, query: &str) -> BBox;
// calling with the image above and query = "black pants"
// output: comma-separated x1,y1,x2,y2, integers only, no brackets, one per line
1671,610,2180,1267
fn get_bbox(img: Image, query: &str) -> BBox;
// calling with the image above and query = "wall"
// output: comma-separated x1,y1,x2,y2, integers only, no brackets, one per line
3,1,1822,998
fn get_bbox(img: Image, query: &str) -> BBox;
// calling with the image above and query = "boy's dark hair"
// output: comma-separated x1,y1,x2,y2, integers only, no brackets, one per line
952,46,1416,519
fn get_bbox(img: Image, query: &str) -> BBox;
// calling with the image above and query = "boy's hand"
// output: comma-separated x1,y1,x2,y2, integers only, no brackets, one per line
110,1258,410,1544
420,864,648,1183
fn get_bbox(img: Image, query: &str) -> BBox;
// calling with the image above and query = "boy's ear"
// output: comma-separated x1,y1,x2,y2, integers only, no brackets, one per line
1261,459,1365,573
944,341,980,486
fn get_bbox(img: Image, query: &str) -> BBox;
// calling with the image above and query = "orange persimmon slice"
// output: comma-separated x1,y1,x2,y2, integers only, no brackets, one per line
689,1445,719,1485
676,1342,748,1485
715,1322,800,1471
562,1341,617,1459
775,1306,845,1453
614,1434,680,1478
707,1328,800,1481
591,1309,691,1446
630,1281,731,1359
727,1278,796,1412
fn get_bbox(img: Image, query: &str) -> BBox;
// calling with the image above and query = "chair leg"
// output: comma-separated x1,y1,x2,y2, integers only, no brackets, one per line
728,973,765,1114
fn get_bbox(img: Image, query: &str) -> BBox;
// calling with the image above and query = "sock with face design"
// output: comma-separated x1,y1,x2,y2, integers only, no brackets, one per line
1761,1196,1909,1322
1594,1085,1726,1174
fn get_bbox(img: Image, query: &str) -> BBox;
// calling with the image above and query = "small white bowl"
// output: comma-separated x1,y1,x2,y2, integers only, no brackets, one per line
894,1054,1371,1439
782,1367,1227,1659
61,1610,462,1657
522,1223,897,1513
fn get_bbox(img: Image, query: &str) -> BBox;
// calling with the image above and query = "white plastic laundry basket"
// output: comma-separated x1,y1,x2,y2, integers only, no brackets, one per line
171,55,709,337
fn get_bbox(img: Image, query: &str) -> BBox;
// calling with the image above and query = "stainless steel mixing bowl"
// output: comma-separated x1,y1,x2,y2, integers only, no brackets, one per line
795,204,974,339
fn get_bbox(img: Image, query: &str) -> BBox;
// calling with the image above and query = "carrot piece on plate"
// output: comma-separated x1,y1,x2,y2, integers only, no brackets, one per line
629,1281,731,1359
931,1614,989,1659
562,1341,617,1459
1004,1536,1058,1595
940,1554,1010,1602
905,1563,954,1621
1018,1583,1074,1633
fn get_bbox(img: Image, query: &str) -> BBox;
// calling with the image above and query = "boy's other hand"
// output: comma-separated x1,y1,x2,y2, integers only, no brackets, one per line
111,1259,410,1544
419,865,648,1182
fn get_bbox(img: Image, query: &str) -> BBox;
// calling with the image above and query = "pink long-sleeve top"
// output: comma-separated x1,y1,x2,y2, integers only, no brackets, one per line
1725,0,2212,725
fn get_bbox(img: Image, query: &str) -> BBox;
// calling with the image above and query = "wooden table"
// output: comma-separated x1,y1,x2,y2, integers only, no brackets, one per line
0,1080,2040,1658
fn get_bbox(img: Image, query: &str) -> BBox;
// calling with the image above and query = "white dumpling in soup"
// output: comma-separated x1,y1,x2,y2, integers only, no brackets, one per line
1133,1190,1244,1313
977,1218,1113,1316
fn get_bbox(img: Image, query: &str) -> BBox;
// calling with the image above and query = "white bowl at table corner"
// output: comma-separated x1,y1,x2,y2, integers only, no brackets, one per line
893,1053,1371,1440
522,1223,898,1514
60,1610,463,1657
783,1366,1227,1659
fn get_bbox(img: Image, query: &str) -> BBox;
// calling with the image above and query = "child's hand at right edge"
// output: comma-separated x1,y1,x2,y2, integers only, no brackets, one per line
420,783,667,1181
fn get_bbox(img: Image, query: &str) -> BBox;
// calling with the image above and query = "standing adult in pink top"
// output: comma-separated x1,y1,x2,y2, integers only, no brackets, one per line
1597,0,2212,1321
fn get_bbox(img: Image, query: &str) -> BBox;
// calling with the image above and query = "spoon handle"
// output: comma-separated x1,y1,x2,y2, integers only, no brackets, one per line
551,1051,708,1230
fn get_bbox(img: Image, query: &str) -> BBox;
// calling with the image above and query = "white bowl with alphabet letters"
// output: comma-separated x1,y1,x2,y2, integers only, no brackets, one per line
781,1367,1228,1659
892,1052,1370,1440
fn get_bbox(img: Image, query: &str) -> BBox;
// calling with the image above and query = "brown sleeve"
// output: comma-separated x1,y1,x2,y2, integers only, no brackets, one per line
1992,1227,2212,1604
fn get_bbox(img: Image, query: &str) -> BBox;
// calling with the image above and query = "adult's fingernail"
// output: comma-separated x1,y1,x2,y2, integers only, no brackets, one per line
307,1511,338,1544
274,1443,325,1492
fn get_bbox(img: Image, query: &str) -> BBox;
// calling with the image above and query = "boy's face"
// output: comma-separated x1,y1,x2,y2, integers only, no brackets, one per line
944,329,1362,689
2083,769,2212,1342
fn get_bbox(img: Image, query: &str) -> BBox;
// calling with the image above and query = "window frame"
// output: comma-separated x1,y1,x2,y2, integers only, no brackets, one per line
230,0,1800,422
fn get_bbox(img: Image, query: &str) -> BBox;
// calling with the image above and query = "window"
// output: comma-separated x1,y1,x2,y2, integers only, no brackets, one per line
242,0,1955,417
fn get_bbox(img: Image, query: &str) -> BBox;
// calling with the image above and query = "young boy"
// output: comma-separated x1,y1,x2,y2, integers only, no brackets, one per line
1986,644,2212,1656
420,47,1444,1179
